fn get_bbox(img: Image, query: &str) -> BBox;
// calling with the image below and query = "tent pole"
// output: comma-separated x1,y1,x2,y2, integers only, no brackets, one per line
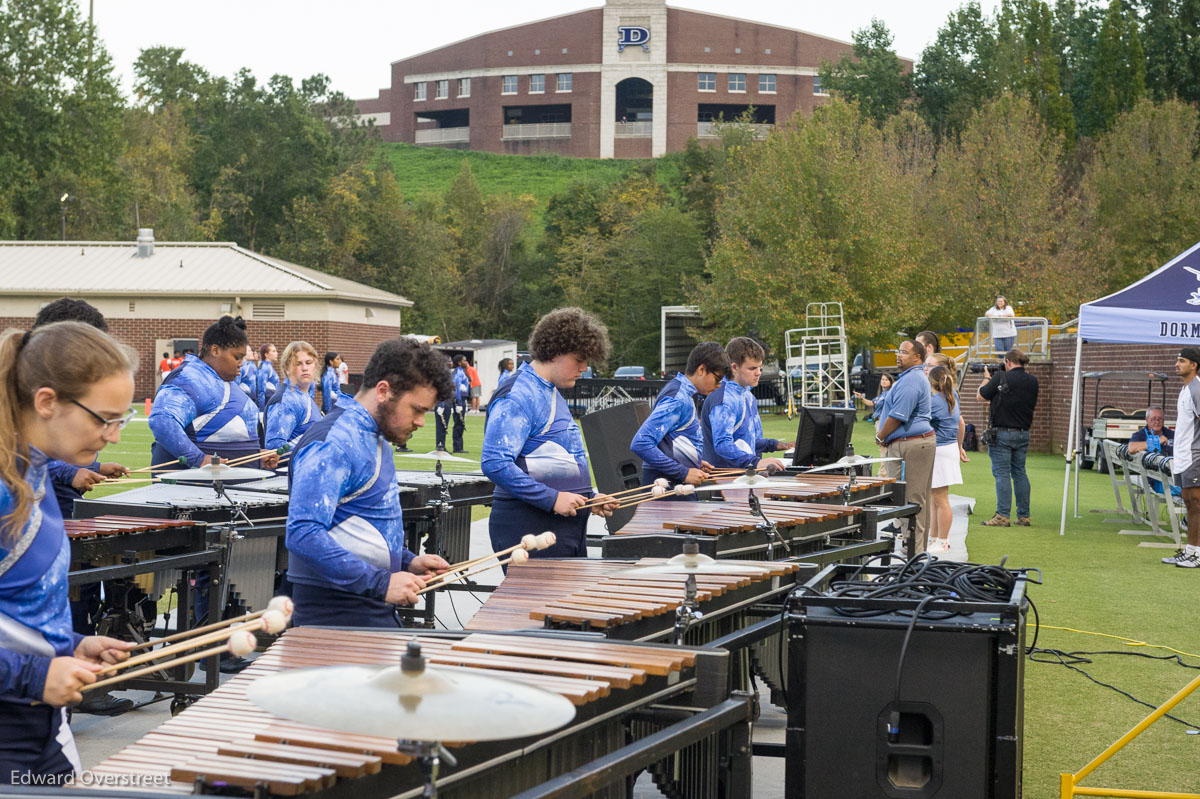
1060,333,1083,535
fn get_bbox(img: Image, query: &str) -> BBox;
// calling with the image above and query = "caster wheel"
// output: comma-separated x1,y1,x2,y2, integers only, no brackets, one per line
170,697,193,716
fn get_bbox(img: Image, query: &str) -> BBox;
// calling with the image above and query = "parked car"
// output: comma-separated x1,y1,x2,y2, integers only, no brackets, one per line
579,367,595,379
613,366,646,379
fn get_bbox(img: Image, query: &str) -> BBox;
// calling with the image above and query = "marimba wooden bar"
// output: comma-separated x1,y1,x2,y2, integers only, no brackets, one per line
85,627,743,799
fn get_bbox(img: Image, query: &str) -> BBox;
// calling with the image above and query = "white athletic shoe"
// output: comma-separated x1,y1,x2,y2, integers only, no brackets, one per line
1175,552,1200,569
1162,549,1189,565
926,539,950,555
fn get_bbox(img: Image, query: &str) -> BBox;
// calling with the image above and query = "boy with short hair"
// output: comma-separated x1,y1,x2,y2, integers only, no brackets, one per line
701,336,792,472
482,308,618,558
631,342,729,494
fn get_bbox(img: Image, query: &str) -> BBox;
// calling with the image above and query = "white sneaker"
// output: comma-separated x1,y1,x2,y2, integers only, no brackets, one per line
1176,552,1200,569
926,539,950,555
1162,549,1189,565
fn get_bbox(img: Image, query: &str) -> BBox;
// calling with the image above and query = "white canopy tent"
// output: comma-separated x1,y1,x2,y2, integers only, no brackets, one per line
1059,240,1200,535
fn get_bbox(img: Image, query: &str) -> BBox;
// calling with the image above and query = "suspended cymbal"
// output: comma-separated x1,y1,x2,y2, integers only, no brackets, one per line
396,450,480,465
615,553,774,576
804,455,901,473
691,476,805,492
161,464,276,483
248,659,576,742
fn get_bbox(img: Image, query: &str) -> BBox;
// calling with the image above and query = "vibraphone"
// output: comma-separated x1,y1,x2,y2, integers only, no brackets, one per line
75,483,291,616
86,627,750,799
67,515,228,699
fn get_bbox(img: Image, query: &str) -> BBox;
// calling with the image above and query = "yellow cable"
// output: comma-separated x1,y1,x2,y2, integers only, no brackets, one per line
1041,625,1200,661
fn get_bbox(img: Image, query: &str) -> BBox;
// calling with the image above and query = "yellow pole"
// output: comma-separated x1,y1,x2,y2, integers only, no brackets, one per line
1072,789,1200,798
1062,773,1076,799
1069,672,1200,786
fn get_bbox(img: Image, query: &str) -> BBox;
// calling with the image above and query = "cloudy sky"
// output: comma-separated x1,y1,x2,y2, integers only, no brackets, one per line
77,0,999,100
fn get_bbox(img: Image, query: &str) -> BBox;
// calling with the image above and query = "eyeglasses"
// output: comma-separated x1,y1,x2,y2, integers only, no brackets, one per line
69,399,137,432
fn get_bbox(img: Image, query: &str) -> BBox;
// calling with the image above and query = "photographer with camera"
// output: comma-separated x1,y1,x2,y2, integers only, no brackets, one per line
977,348,1039,527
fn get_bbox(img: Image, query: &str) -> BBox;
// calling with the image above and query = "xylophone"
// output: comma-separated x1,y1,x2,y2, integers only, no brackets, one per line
85,627,748,799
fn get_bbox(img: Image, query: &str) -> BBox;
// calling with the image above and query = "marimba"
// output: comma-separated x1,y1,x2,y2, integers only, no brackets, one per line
602,498,881,561
75,483,290,617
773,470,903,505
466,558,800,641
85,627,749,799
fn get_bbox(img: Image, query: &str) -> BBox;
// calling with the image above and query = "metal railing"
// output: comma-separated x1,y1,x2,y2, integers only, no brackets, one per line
697,122,773,139
614,121,653,138
501,122,572,140
414,127,471,145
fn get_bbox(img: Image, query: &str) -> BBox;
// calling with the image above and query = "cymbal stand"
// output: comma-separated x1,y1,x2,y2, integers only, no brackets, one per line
397,739,458,799
674,573,702,646
747,489,790,556
672,538,704,645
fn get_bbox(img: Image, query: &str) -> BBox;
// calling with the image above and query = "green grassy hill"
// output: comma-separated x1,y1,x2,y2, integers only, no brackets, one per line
380,143,685,225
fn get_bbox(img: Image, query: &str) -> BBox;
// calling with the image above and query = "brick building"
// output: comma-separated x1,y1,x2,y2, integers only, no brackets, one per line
0,233,412,400
956,336,1182,455
355,0,905,158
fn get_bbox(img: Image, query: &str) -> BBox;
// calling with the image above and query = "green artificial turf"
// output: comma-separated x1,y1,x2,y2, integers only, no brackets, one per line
99,408,1200,796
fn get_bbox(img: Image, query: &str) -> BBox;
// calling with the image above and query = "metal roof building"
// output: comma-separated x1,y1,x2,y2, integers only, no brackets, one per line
0,233,412,399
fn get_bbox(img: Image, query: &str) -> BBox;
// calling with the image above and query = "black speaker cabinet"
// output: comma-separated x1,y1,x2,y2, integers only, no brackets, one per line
785,565,1027,798
580,400,651,532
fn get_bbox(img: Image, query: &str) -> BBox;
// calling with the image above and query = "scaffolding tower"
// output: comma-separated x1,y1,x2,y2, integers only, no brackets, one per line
784,302,851,413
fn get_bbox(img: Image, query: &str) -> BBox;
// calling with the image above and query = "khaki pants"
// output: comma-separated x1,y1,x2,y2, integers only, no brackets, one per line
884,435,936,553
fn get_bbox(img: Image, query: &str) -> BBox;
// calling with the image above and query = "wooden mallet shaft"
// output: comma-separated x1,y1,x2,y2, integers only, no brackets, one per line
84,642,231,693
417,553,524,595
127,607,269,652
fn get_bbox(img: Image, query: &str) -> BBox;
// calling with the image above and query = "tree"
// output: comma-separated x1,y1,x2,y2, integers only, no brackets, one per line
927,93,1095,320
118,105,202,240
818,19,912,126
1138,0,1200,103
1082,0,1145,136
692,100,937,351
132,46,211,108
994,0,1076,141
0,0,127,238
1083,98,1200,290
914,1,999,142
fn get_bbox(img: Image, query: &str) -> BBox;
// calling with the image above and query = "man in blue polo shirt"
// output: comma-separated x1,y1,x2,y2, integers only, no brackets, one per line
875,339,935,552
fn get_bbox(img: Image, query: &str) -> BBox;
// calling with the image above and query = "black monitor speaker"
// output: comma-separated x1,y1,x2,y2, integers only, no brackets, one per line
580,401,652,532
791,406,856,468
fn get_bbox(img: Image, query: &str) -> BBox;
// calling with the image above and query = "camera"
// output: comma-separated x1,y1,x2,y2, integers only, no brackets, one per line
968,361,1006,374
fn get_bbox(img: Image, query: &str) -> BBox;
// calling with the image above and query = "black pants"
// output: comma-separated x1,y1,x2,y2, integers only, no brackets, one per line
0,701,77,785
435,401,464,451
488,497,590,559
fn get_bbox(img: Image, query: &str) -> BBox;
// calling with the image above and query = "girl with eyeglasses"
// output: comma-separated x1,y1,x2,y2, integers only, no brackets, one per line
0,322,137,784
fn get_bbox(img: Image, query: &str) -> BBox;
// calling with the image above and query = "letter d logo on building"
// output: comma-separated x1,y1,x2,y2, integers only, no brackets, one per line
617,26,651,52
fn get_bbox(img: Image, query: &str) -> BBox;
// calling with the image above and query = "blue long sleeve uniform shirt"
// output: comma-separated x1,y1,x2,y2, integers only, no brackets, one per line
0,448,84,703
701,378,779,469
286,400,416,599
882,365,934,444
631,374,703,483
149,354,259,466
482,362,592,511
265,384,323,451
237,362,257,398
321,367,342,414
255,362,279,410
46,458,100,519
452,367,470,404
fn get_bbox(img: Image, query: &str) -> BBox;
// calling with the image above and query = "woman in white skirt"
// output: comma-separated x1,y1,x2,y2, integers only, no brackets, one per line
927,364,963,553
